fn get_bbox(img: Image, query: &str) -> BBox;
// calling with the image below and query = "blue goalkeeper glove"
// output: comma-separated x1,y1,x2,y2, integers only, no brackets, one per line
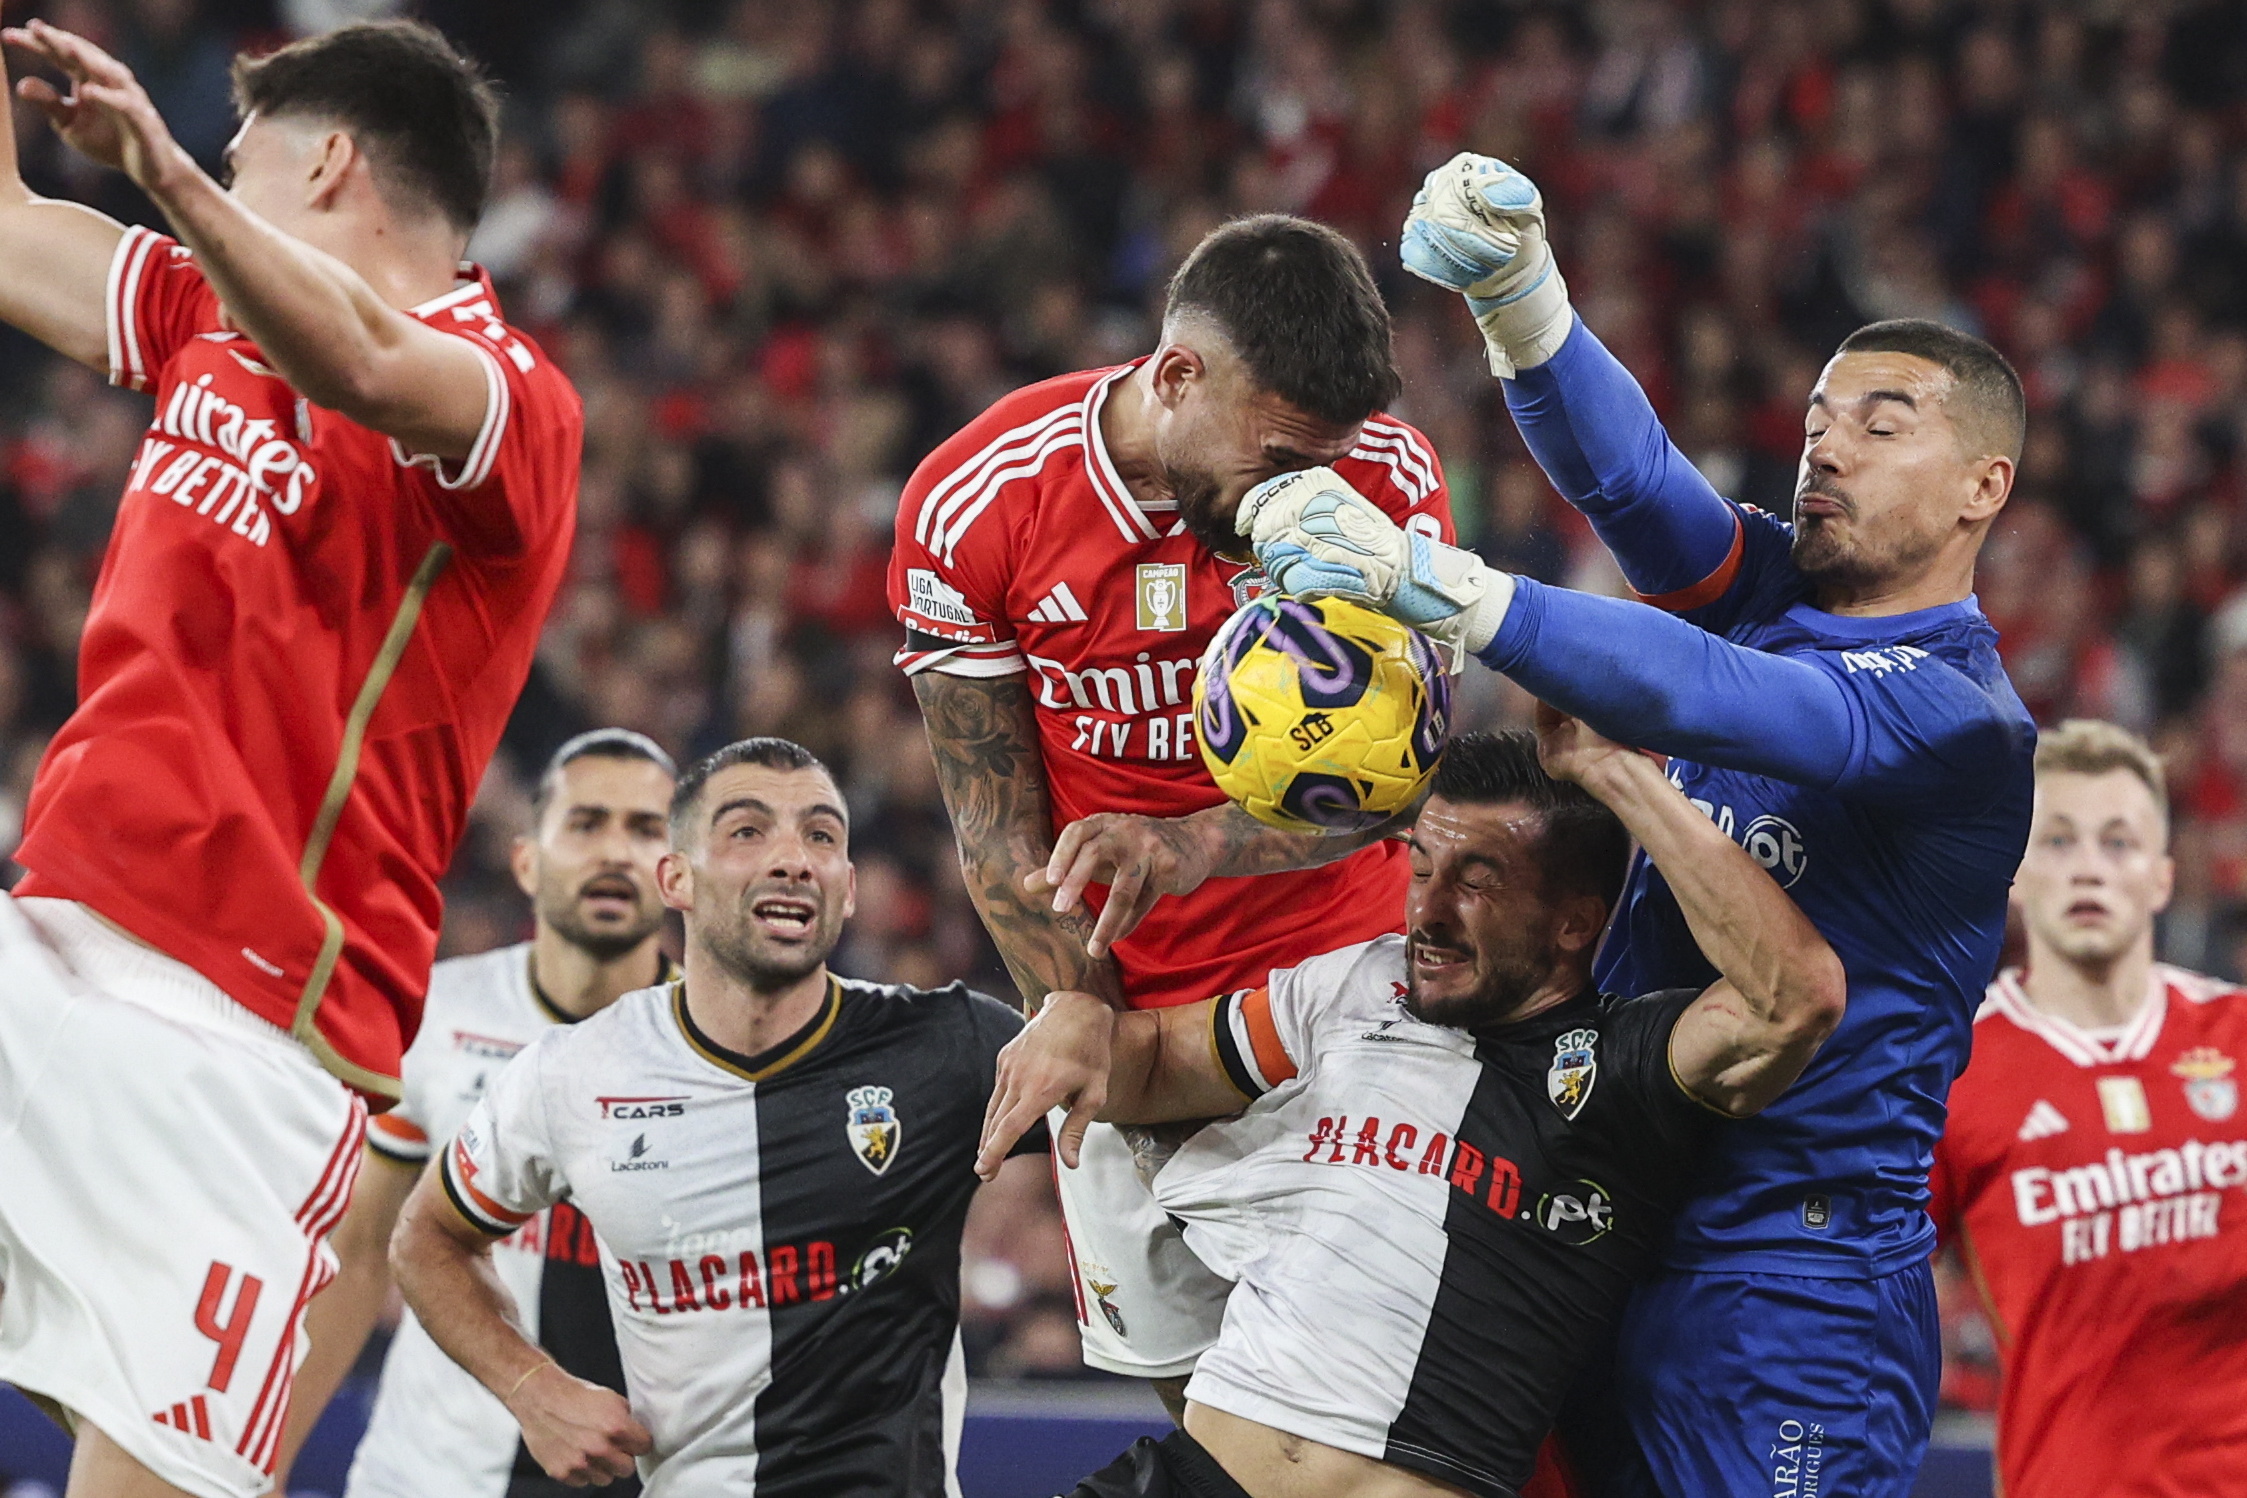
1236,467,1514,664
1400,153,1574,378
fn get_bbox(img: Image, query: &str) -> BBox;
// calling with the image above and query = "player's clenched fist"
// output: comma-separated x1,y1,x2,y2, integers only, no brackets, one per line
1236,466,1514,663
1399,152,1574,377
505,1361,653,1487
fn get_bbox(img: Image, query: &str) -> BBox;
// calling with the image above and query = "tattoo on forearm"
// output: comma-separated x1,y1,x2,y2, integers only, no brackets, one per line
1197,794,1422,880
913,672,1123,1010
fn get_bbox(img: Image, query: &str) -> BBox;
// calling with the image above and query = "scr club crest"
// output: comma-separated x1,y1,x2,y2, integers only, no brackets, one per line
1548,1028,1598,1120
2172,1047,2239,1123
846,1085,902,1175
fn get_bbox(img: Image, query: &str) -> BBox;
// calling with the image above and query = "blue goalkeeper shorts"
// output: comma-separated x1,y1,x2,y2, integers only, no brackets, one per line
1561,1262,1941,1498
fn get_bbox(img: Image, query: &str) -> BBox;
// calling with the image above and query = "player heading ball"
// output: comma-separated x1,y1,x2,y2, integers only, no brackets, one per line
391,738,1045,1495
0,18,579,1498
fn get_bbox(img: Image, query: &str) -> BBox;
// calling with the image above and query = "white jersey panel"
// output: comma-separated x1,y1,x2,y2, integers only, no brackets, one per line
349,944,556,1498
1159,937,1483,1459
446,986,777,1497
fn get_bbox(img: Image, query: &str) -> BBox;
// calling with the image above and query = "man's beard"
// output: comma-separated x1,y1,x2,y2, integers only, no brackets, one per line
1402,931,1557,1029
700,899,841,992
1169,465,1247,559
540,880,664,962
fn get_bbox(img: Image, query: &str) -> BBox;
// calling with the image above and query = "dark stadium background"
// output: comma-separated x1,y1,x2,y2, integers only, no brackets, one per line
5,0,2247,1491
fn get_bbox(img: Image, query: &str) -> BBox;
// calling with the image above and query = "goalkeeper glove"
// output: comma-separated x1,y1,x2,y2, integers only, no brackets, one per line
1399,152,1574,378
1236,467,1515,665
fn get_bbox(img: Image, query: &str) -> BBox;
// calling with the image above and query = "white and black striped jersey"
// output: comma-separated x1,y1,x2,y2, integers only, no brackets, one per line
1159,936,1716,1498
441,975,1040,1497
355,943,669,1498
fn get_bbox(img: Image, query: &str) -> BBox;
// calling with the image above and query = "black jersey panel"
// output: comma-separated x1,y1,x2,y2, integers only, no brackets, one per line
747,979,1009,1496
509,1201,640,1497
1382,987,1714,1497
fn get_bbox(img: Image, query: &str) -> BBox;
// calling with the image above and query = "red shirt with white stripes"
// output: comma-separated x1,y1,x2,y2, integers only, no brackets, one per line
13,227,580,1098
1931,965,2247,1497
888,364,1453,1010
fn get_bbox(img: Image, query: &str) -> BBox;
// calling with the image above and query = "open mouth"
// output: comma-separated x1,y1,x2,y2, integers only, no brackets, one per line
2065,899,2110,923
579,874,641,917
750,895,818,938
1408,936,1474,982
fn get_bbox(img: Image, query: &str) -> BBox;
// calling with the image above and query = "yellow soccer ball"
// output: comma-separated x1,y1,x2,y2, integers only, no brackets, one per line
1193,595,1452,834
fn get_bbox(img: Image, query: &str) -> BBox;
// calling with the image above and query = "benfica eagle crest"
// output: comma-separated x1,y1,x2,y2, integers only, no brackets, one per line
846,1085,902,1175
2172,1047,2239,1123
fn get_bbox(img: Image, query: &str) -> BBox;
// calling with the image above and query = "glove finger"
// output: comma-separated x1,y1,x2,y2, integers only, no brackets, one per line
1399,221,1489,292
1473,163,1540,215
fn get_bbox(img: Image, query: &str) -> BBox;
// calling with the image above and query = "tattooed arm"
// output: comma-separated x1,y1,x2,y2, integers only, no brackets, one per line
1033,799,1419,958
913,670,1126,1010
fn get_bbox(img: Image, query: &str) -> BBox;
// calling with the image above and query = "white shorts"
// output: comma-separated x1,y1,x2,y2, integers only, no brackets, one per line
1050,1117,1231,1379
0,895,365,1498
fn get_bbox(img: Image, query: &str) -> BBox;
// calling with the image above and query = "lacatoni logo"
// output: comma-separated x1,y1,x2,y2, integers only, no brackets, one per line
599,1095,688,1119
2012,1138,2247,1263
126,372,318,547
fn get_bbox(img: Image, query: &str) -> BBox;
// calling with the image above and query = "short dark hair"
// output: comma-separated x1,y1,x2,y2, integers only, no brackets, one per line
1835,318,2026,463
669,737,835,842
1430,731,1631,914
531,728,677,819
1164,215,1403,425
232,21,501,231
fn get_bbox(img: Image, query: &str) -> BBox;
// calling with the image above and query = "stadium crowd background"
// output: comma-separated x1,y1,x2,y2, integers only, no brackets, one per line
1,0,2244,1421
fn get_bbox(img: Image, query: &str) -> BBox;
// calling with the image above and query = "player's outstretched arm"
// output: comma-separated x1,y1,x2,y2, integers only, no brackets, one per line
1034,799,1418,960
1540,707,1846,1117
1399,154,1742,607
274,1151,418,1485
914,671,1126,1009
5,20,492,461
392,1164,651,1485
0,34,127,370
975,992,1247,1178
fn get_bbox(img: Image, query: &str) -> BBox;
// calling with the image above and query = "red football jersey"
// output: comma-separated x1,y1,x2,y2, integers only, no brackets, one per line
889,364,1453,1010
13,226,580,1098
1931,965,2247,1496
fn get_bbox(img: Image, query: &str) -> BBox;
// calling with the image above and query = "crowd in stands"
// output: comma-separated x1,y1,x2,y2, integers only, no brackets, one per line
3,0,2245,1401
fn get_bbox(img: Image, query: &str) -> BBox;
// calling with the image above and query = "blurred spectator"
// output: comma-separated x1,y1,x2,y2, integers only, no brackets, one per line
5,0,2247,1397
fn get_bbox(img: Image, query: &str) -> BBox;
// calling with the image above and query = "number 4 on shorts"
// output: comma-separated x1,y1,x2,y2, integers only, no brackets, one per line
193,1261,263,1392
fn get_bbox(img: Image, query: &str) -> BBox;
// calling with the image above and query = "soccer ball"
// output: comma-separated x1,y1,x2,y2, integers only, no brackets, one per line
1193,595,1451,834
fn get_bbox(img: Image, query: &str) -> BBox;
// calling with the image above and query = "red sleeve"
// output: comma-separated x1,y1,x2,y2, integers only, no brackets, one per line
888,409,1037,679
106,226,220,394
393,302,582,560
1339,415,1454,546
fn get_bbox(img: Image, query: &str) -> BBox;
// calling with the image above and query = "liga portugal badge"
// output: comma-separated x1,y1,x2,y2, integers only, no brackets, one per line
846,1085,902,1174
2172,1047,2239,1123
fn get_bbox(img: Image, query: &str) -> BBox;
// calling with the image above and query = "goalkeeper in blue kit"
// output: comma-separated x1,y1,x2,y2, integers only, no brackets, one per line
1239,154,2036,1497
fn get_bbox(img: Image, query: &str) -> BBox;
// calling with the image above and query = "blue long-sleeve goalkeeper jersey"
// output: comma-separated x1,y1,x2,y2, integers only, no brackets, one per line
1475,318,2036,1277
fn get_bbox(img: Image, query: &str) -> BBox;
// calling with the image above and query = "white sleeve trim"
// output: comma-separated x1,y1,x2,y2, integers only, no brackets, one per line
389,337,509,490
105,225,161,393
897,645,1027,679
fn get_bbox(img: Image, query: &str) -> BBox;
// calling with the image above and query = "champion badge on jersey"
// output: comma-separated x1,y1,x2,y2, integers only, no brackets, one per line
2096,1075,2152,1134
846,1085,902,1174
2172,1047,2239,1122
1548,1028,1598,1120
1136,564,1188,631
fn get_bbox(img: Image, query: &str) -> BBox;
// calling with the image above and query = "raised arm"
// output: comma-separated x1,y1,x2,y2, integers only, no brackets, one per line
391,1165,649,1485
1538,708,1846,1116
913,671,1125,1009
0,39,127,369
1398,153,1747,606
7,21,491,460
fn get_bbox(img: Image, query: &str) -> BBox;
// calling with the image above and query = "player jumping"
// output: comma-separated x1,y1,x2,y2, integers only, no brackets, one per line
389,738,1046,1494
1236,154,2037,1495
276,730,679,1495
1933,719,2247,1497
975,723,1845,1498
889,215,1452,1394
0,20,578,1498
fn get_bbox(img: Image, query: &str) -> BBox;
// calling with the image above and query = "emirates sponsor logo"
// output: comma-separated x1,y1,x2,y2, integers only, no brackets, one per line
2013,1137,2243,1263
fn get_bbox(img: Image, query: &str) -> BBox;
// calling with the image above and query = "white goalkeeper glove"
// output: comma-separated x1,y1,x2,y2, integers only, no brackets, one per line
1399,152,1574,378
1237,467,1515,665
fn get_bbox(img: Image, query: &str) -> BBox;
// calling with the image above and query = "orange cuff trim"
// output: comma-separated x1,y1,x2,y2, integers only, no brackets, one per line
1632,512,1744,614
1240,988,1298,1086
369,1113,429,1144
444,1139,532,1232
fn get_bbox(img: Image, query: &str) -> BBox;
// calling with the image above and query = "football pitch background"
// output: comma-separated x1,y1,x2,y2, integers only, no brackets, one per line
0,1380,1998,1497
